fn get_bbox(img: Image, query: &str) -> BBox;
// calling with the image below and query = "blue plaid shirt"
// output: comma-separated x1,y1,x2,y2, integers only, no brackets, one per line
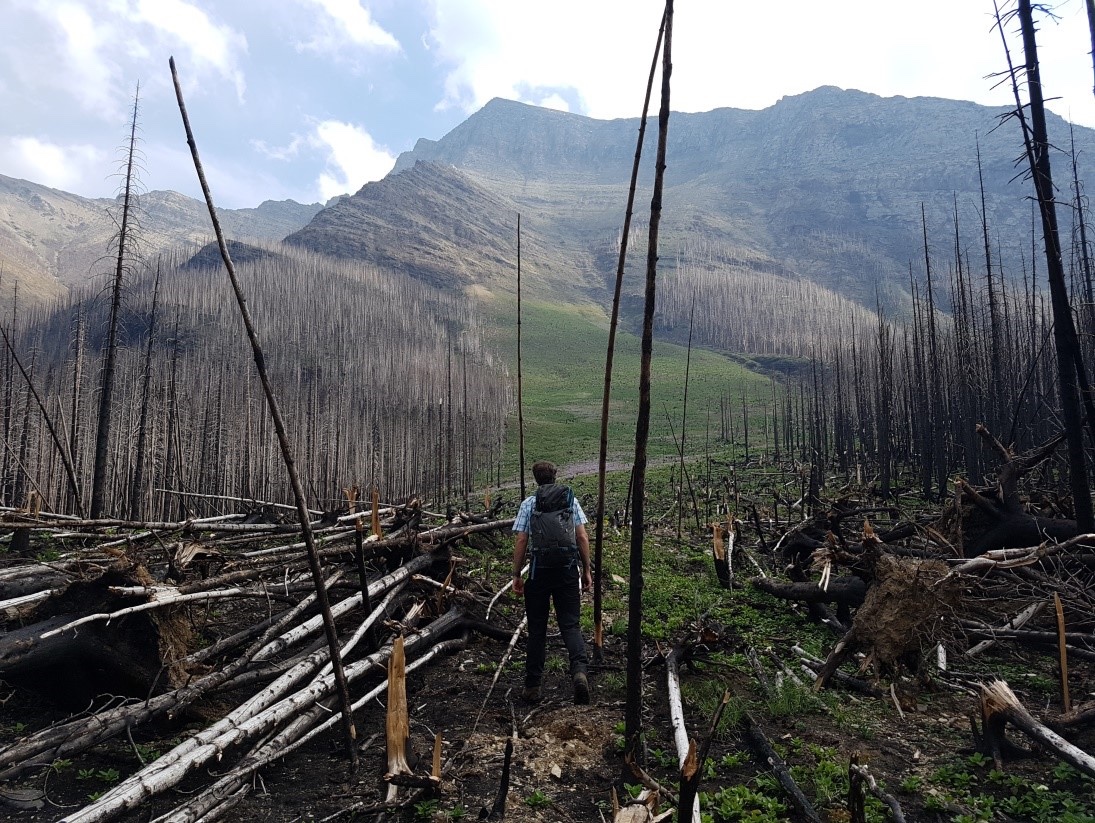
513,491,588,533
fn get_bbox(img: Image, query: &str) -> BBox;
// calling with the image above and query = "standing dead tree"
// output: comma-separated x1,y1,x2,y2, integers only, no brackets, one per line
128,261,161,520
593,6,666,665
90,86,142,520
626,0,673,754
0,326,84,516
1000,0,1094,531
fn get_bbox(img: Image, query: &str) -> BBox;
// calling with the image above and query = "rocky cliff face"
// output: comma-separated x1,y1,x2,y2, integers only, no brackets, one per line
284,160,570,295
376,88,1094,309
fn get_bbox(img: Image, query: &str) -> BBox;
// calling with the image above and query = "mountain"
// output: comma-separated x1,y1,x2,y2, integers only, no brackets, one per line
0,174,322,312
8,87,1093,328
284,161,527,292
323,87,1092,314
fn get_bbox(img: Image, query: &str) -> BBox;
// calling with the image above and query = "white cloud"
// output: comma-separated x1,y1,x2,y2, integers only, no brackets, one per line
131,0,249,100
8,0,249,121
52,1,123,119
0,136,105,191
426,0,660,115
425,0,1095,128
309,120,395,201
534,93,569,113
252,135,308,162
298,0,400,57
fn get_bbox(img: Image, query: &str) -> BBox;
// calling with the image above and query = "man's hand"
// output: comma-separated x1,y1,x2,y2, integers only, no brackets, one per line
512,574,525,595
581,569,593,592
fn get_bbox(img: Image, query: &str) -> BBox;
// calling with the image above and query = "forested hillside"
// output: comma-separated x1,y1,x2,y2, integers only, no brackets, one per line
5,245,508,519
0,174,321,315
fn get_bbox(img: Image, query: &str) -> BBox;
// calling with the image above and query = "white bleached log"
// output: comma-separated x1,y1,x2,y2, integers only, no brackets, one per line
39,587,256,640
61,608,463,823
665,647,700,821
980,680,1095,777
254,553,432,660
965,602,1044,656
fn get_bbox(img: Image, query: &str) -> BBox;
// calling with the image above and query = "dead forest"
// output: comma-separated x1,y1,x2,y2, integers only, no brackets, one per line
3,1,1095,821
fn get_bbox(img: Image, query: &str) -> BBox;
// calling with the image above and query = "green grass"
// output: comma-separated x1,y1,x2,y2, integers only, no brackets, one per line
482,296,773,474
922,752,1095,822
456,455,1095,823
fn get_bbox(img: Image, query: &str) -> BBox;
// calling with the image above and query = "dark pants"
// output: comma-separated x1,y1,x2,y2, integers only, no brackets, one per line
523,565,588,687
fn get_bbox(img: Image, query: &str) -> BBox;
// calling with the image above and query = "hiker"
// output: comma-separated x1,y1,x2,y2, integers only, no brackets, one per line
511,460,593,704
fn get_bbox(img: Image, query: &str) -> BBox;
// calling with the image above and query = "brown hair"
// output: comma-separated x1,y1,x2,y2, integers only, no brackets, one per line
532,460,557,486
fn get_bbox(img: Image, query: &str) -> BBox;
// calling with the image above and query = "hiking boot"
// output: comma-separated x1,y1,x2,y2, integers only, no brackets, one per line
573,672,590,705
521,685,542,704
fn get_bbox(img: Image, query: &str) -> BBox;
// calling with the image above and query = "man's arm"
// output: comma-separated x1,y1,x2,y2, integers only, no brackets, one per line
512,531,528,594
575,524,593,591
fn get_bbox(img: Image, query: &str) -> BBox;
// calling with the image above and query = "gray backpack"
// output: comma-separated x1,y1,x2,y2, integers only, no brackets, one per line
529,484,577,572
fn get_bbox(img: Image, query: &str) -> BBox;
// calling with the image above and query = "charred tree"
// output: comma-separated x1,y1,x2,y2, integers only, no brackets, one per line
594,10,664,663
1009,0,1094,530
626,0,673,756
91,87,142,520
128,261,161,520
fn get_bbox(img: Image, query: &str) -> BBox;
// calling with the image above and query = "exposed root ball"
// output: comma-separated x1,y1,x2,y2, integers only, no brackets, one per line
852,554,959,670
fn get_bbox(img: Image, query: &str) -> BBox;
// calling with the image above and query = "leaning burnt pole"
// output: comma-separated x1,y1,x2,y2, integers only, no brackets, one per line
626,0,673,754
169,57,359,766
593,7,666,665
1013,0,1094,530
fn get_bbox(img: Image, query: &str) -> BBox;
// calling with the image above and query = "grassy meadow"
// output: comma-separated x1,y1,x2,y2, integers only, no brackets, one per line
482,295,774,479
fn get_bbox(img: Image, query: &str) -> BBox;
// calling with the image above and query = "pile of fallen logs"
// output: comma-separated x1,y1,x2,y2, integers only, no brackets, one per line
740,428,1095,792
0,497,515,821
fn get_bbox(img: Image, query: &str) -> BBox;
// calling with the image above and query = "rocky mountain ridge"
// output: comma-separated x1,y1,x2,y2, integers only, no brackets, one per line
362,87,1094,310
6,86,1094,320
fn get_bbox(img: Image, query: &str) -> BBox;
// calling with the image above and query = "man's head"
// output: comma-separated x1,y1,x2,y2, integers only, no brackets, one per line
532,460,557,486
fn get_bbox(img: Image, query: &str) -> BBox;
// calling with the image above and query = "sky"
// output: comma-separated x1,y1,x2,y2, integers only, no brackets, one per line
3,0,1095,209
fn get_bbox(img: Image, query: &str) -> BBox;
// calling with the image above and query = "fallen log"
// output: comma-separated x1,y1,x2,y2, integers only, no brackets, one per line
1,562,194,705
949,428,1090,556
155,638,465,823
253,553,432,660
784,563,849,632
751,575,866,608
60,608,465,823
0,571,341,780
801,661,881,698
958,626,1095,661
0,565,73,601
740,712,822,823
965,602,1044,656
38,585,273,640
978,680,1095,777
1050,701,1095,732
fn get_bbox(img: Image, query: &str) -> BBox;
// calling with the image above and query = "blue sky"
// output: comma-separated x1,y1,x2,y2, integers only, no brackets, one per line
3,0,1095,209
